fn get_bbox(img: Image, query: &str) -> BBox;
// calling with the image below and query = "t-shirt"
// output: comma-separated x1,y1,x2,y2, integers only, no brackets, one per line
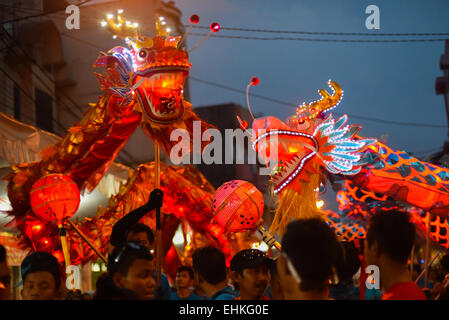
208,286,238,300
171,290,202,300
382,282,427,300
154,273,173,300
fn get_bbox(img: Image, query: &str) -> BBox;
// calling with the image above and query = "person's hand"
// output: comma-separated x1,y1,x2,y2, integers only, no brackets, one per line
146,188,163,211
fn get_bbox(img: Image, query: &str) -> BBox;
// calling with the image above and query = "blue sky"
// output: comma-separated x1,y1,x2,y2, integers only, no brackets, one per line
175,0,449,157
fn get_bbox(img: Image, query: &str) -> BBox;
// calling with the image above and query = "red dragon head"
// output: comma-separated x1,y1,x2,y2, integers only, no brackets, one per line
93,12,216,154
251,80,376,235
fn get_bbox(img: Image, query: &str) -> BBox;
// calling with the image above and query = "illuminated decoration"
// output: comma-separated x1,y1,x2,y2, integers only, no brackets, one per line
29,174,80,223
293,80,343,123
251,80,375,235
251,79,449,238
95,10,217,154
212,180,281,250
324,179,449,248
212,180,264,233
29,174,80,271
4,11,224,265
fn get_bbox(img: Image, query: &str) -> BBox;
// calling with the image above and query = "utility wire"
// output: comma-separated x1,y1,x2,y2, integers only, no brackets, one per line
189,32,447,43
189,25,449,37
34,23,449,129
189,77,448,129
3,4,448,42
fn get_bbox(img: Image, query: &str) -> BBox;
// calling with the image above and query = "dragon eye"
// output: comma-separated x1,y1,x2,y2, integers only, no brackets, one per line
138,49,148,60
296,119,311,131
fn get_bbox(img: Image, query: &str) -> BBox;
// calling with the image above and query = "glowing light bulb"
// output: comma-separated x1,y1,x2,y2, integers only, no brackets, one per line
161,21,166,25
133,22,139,28
116,23,122,28
106,14,114,19
126,21,131,26
316,200,324,209
92,263,100,272
117,9,123,14
159,16,165,21
112,35,117,39
173,228,185,246
100,20,107,27
166,27,171,33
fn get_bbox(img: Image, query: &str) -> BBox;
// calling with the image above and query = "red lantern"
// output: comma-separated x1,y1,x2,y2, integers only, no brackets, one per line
30,174,80,223
211,180,264,233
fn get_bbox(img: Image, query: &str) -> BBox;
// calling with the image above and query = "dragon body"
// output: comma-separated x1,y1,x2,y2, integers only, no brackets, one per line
4,13,224,265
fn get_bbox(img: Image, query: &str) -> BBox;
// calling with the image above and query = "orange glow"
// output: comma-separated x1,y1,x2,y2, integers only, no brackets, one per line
316,200,324,209
32,224,42,232
288,146,299,153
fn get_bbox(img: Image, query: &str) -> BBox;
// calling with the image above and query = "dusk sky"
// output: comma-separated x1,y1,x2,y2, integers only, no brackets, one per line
175,0,449,158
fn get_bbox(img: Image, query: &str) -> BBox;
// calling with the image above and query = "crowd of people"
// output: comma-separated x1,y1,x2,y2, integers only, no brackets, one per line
0,189,448,301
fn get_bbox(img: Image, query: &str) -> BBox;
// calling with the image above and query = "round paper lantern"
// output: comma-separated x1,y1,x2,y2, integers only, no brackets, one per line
30,174,80,223
212,180,264,232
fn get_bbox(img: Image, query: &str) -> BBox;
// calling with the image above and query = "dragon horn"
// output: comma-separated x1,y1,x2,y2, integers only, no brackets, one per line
101,10,140,41
308,80,343,115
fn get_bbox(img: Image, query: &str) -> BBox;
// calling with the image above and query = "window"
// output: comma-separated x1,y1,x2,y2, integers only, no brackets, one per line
35,89,53,132
13,84,21,121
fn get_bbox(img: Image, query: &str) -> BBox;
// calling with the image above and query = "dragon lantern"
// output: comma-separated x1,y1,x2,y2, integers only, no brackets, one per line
4,12,233,267
251,80,449,243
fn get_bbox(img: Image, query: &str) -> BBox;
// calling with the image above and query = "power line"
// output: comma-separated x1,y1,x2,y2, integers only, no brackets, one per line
0,28,85,118
189,25,449,37
189,33,447,43
44,24,449,129
189,76,295,107
189,77,448,129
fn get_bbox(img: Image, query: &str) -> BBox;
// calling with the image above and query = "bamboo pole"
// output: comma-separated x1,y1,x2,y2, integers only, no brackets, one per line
154,143,163,300
57,223,75,291
67,220,107,264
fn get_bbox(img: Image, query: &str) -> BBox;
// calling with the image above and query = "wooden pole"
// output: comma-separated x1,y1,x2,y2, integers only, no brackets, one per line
154,143,163,300
57,223,75,291
66,220,107,264
257,225,281,251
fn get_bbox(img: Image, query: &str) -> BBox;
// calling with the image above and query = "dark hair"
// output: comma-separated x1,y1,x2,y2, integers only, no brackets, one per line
20,252,61,290
108,242,154,276
282,218,339,292
334,241,361,284
440,254,449,274
94,272,138,300
269,259,279,279
366,210,415,264
0,244,6,263
177,266,194,279
192,246,227,285
126,223,154,244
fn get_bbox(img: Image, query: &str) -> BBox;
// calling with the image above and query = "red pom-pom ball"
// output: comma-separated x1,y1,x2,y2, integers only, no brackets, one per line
210,22,220,33
251,77,260,86
190,14,199,24
30,174,80,223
